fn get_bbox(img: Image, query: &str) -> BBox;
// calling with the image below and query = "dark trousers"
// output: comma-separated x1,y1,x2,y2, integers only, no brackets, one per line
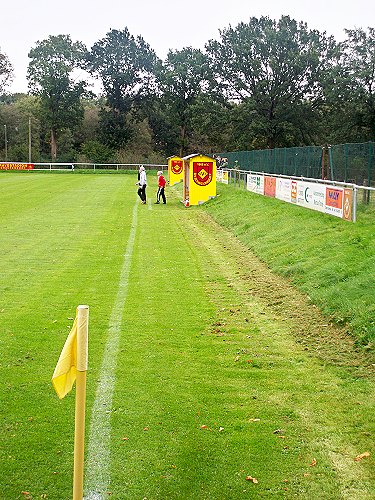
138,185,146,202
157,187,166,203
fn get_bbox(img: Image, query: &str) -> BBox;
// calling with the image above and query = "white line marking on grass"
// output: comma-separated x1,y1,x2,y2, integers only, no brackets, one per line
148,198,152,210
84,200,138,499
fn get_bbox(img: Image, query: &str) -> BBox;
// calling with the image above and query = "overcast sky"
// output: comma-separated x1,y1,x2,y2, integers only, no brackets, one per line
2,0,374,93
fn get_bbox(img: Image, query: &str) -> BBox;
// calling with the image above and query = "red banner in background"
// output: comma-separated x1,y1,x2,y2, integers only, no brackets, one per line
0,163,34,170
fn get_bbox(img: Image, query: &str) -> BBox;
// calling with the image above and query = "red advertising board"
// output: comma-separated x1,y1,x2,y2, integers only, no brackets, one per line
325,187,343,209
0,163,34,170
264,176,276,197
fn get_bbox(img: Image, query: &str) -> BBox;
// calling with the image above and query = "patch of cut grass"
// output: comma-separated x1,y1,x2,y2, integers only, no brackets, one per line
203,183,375,346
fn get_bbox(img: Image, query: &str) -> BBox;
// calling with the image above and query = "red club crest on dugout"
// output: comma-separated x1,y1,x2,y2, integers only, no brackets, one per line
193,162,213,186
171,159,183,175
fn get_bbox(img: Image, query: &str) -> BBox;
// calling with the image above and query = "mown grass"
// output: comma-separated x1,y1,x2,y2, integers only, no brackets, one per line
203,183,375,347
0,173,132,498
0,173,374,499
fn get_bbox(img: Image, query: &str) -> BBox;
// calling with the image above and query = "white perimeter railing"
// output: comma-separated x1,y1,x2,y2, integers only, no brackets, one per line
33,162,167,171
0,162,167,171
220,168,375,223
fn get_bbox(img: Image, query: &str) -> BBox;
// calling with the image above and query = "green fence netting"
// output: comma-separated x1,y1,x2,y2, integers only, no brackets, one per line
217,142,374,185
329,142,374,185
217,146,322,178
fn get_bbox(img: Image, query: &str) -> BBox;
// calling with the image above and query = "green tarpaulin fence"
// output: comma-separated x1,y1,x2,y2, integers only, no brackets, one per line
329,142,374,185
217,142,374,186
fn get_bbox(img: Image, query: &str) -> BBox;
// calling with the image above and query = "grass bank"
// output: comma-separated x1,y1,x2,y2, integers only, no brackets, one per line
202,184,375,347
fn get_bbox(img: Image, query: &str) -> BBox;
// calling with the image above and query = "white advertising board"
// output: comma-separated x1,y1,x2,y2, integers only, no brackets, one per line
296,181,326,213
233,172,352,221
276,178,292,203
247,173,264,194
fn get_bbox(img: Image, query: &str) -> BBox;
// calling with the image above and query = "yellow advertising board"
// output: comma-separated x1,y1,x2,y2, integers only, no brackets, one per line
168,156,184,186
182,153,216,206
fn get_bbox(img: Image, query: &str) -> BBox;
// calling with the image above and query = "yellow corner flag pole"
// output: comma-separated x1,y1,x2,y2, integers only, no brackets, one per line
51,305,89,500
73,305,89,500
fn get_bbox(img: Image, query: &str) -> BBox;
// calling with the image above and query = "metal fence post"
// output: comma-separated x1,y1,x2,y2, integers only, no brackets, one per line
369,141,373,187
328,146,334,180
353,186,357,223
363,179,370,204
344,143,348,182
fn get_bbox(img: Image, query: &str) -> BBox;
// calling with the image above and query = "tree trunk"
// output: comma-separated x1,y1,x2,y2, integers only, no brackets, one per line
179,124,186,158
51,128,57,162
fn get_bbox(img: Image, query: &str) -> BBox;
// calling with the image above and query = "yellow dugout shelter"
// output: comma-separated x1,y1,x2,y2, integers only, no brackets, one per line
168,155,184,186
182,153,216,206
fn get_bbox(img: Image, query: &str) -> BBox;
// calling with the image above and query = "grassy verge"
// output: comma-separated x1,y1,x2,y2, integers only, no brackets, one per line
202,183,375,347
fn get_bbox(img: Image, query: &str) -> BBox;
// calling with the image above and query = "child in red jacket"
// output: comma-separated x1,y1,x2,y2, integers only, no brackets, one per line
155,170,166,204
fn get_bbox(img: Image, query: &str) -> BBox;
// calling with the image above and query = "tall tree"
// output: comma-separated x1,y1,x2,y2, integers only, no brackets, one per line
0,48,13,93
189,94,233,153
157,47,210,156
0,95,41,162
87,28,158,148
325,27,375,142
206,16,337,148
27,35,88,161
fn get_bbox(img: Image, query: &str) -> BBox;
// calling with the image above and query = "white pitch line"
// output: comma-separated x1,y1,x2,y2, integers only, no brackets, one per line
84,200,138,499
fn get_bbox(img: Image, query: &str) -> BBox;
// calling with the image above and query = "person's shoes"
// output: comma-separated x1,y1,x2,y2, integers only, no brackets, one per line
163,202,166,204
155,201,160,204
141,201,146,204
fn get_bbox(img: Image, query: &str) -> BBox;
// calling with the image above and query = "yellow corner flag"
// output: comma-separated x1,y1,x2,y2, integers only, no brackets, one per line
52,305,88,399
52,305,89,500
52,315,78,399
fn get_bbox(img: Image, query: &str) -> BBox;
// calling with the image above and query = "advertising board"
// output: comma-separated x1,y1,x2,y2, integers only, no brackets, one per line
246,173,264,194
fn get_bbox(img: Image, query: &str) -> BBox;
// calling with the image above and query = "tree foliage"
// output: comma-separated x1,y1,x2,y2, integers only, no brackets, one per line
1,18,374,164
206,16,338,148
87,28,158,148
157,47,210,155
325,27,375,142
0,48,13,93
27,35,88,160
88,28,157,112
